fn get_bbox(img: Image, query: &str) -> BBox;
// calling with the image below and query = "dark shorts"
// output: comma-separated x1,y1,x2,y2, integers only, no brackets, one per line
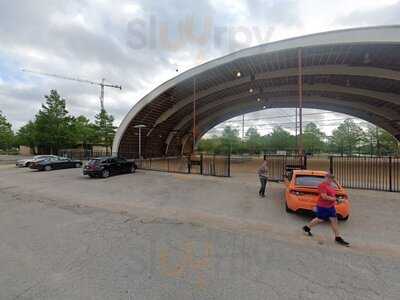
316,206,337,221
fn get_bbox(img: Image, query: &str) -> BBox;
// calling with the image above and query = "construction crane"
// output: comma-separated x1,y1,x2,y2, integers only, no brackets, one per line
21,69,122,111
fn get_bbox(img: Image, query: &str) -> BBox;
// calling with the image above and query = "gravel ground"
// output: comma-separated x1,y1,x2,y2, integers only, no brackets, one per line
1,165,400,299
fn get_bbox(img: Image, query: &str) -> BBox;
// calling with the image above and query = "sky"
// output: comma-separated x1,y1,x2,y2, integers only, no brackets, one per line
0,0,399,135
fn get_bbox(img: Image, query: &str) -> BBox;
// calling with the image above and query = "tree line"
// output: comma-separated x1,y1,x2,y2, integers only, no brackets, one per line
1,92,399,156
197,119,400,156
0,90,115,154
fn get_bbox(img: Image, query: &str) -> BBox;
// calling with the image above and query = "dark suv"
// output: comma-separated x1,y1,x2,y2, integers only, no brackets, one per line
83,157,137,178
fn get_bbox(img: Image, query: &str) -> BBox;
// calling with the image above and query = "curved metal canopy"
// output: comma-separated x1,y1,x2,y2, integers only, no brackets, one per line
113,25,400,158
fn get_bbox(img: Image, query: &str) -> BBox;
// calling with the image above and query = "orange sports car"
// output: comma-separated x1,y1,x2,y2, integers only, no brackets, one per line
284,169,350,220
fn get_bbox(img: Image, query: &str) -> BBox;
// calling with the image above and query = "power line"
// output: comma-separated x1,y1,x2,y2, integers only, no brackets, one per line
221,110,351,124
207,117,369,134
211,117,359,129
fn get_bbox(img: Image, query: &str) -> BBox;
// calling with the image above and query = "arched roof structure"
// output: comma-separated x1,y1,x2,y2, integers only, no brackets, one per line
113,25,400,158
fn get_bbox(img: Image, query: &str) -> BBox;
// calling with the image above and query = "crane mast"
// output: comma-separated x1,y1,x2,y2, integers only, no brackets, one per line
21,69,122,111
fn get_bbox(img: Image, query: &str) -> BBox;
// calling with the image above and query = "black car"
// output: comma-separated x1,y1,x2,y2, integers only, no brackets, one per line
83,157,137,178
30,156,83,171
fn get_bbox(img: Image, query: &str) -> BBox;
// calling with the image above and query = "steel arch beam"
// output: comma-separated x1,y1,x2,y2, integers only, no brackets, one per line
164,87,400,148
152,66,400,131
113,25,400,155
174,100,400,156
194,102,399,144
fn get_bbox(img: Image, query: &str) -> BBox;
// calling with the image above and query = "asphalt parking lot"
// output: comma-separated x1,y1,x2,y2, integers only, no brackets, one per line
1,164,400,299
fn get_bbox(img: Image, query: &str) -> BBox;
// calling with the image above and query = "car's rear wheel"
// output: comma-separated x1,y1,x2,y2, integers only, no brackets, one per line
26,162,31,167
101,169,110,178
44,165,52,171
285,202,294,213
75,163,81,168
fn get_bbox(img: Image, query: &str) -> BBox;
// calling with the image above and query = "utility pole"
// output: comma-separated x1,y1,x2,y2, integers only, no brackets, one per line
21,69,122,111
242,114,245,140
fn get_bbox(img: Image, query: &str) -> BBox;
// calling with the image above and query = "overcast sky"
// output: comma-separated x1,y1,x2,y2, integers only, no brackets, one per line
0,0,399,135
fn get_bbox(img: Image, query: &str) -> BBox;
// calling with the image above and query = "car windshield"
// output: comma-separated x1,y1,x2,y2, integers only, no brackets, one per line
88,159,103,165
295,175,338,188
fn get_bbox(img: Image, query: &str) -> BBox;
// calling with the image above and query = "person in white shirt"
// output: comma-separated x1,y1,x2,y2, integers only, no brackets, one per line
257,160,268,197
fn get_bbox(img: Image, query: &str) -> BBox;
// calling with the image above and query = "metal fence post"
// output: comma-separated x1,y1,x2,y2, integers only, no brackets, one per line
329,156,333,174
283,155,287,180
389,156,393,192
200,153,203,175
304,155,307,169
213,154,216,176
227,154,231,177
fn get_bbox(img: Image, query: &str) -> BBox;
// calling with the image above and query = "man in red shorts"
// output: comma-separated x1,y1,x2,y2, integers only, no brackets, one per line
302,173,349,246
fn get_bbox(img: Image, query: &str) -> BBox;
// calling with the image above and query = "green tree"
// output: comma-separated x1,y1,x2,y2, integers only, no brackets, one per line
303,122,326,154
264,126,295,152
0,110,14,151
71,116,97,148
197,135,221,153
34,90,74,153
364,125,399,155
16,121,37,152
13,89,121,154
330,119,364,155
378,129,399,155
245,127,263,154
219,126,241,154
94,109,116,151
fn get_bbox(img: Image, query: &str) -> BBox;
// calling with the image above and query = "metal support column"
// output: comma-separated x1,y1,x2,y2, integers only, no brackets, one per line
295,107,298,152
193,78,197,153
138,127,142,158
298,48,304,155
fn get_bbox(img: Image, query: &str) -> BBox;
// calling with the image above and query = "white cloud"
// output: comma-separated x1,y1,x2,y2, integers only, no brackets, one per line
0,0,397,134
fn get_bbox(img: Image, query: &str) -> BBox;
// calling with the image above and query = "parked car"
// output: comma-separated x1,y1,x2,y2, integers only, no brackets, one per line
29,156,82,171
284,169,350,220
16,155,58,168
83,157,137,178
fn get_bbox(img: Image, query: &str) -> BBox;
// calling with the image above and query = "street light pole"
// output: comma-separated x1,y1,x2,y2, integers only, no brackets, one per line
134,125,146,158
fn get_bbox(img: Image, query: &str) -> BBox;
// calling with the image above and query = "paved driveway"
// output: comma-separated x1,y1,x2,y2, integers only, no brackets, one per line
0,165,399,299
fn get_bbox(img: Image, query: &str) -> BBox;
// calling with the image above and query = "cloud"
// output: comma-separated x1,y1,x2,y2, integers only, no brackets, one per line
0,0,301,132
0,0,390,134
245,0,300,26
334,1,400,26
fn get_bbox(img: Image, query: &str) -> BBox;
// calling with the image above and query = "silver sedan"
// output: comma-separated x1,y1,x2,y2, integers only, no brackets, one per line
16,155,58,168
